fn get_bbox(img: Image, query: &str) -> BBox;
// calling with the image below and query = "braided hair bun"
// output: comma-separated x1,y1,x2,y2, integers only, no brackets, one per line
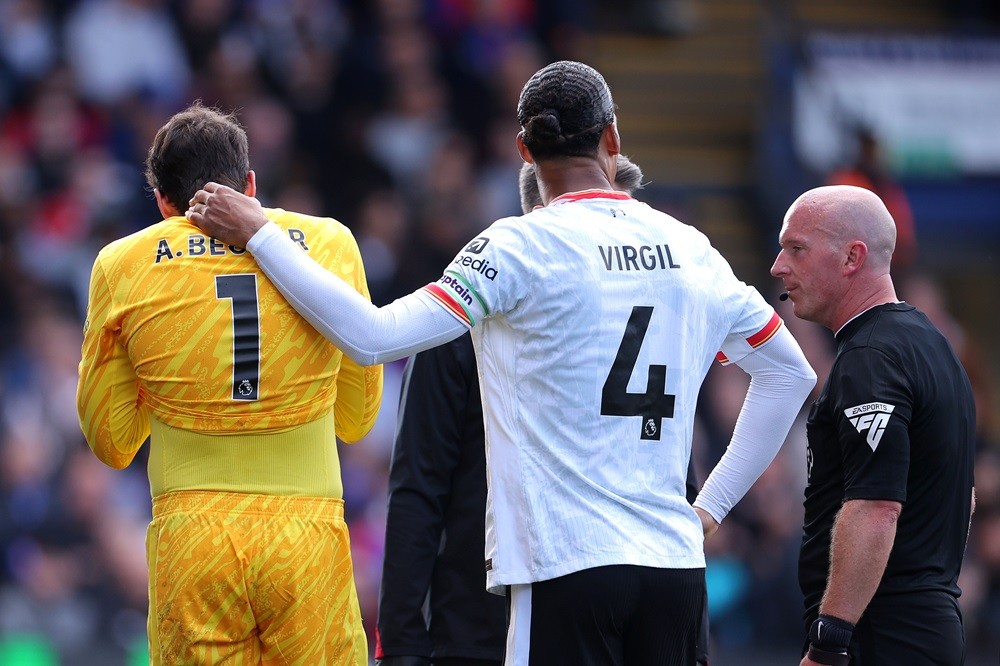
517,61,616,160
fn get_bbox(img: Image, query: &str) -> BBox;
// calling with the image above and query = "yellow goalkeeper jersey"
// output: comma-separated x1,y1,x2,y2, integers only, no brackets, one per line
77,208,383,498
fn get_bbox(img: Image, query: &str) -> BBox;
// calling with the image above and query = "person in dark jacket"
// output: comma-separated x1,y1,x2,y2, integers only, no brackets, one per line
374,334,503,666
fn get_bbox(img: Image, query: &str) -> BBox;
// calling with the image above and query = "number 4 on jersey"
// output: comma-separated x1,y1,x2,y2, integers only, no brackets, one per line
601,306,675,440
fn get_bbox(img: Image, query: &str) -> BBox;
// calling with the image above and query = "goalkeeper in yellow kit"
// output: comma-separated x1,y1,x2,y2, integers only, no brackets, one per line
76,103,383,665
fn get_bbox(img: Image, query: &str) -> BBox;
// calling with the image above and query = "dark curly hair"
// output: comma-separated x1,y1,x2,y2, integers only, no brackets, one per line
145,102,249,212
516,61,616,161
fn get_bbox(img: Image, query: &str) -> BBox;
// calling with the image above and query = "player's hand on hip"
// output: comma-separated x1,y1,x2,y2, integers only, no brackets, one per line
694,506,719,541
186,182,267,248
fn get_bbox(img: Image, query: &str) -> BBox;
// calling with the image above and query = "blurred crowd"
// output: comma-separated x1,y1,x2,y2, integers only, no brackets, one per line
0,1,997,664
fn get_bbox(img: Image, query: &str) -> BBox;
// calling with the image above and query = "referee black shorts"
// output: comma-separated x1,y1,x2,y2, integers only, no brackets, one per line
805,590,964,666
505,564,705,666
855,590,965,665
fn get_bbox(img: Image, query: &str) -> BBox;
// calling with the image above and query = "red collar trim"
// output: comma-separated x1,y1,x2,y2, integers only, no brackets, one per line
549,189,634,206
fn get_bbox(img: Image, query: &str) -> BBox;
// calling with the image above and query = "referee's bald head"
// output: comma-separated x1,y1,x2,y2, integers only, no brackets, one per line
787,185,896,272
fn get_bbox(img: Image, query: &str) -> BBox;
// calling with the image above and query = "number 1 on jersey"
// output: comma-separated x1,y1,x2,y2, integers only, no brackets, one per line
216,274,260,401
601,306,675,440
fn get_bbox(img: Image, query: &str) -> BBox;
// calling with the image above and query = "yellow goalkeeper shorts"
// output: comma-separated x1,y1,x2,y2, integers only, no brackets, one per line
147,491,366,665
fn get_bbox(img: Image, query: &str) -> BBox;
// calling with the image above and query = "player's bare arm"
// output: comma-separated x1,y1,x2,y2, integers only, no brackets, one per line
187,182,268,248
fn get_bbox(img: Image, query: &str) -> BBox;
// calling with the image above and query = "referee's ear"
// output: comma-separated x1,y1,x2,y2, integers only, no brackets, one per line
244,170,257,198
843,240,868,276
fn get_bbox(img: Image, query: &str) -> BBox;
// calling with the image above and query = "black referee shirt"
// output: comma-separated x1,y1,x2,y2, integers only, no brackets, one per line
799,303,975,614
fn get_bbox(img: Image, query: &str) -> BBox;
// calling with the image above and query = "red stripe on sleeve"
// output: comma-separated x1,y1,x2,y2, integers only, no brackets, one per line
746,312,782,348
423,284,473,327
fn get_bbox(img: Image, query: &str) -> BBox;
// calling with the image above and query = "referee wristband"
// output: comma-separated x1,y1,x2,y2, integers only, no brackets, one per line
806,644,849,666
807,614,854,665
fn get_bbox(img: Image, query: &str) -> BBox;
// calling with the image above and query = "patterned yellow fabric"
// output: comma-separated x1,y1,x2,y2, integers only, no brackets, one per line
79,208,379,663
77,208,382,478
147,491,367,665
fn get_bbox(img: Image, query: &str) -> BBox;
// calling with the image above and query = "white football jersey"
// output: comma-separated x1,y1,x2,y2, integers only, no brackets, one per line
423,189,781,592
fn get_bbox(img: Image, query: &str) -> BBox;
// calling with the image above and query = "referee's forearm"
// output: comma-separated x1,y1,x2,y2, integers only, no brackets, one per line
820,498,901,623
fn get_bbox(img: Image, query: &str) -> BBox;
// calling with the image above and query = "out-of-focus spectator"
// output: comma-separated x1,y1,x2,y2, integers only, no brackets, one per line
2,301,84,463
170,0,240,72
243,0,348,112
411,133,487,258
354,189,411,305
900,274,996,444
429,0,537,77
366,65,451,191
475,39,546,222
64,0,190,106
241,94,297,200
0,0,60,94
826,126,918,272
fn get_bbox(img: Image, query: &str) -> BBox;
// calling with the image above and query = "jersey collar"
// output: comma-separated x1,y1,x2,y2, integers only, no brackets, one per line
548,189,634,206
835,301,906,338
